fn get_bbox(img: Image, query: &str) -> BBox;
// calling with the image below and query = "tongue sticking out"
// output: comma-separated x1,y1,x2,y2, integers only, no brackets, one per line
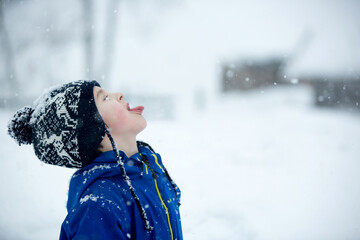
129,105,144,114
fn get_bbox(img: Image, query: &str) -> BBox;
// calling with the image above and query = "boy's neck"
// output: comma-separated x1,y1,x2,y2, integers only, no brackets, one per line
102,134,138,158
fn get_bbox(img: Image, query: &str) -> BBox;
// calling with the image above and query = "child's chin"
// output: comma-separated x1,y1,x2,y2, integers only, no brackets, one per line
138,119,147,132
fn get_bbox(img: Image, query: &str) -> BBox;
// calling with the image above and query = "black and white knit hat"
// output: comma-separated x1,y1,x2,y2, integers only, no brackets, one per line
8,80,106,168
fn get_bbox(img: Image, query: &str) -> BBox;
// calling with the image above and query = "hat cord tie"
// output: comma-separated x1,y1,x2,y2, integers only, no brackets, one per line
104,128,153,231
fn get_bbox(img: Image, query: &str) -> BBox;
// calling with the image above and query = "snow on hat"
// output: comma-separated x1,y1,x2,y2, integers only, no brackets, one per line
7,80,106,168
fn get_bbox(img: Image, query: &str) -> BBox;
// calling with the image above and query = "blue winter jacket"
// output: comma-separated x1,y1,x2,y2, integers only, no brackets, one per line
59,144,182,240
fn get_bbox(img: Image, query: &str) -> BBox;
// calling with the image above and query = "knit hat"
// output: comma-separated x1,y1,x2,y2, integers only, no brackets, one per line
7,80,155,231
8,80,105,168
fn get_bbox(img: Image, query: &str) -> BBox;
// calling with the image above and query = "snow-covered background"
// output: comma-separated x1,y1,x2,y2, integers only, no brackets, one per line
1,85,360,239
1,0,360,239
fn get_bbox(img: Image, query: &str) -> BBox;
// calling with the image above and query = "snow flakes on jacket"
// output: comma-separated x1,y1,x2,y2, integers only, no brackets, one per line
60,145,182,240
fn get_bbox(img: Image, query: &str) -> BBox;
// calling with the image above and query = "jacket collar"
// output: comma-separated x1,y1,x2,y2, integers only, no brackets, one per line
93,150,142,165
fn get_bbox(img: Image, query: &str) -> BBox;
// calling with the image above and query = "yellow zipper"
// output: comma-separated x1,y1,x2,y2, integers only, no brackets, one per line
152,154,174,240
138,157,149,175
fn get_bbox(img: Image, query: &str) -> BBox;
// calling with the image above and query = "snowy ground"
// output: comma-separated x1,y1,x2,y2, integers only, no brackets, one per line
1,85,360,240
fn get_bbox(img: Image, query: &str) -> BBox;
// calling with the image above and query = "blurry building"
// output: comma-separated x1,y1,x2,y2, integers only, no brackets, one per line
303,77,360,111
221,58,287,92
220,57,360,111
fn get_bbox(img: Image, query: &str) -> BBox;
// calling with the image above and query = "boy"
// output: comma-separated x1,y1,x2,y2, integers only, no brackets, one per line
7,80,182,240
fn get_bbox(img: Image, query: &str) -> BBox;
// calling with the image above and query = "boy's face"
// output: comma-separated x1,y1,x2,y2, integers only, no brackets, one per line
93,86,147,136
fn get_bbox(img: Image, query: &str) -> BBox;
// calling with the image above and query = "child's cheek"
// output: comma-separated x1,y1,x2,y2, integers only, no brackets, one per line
100,106,124,129
112,109,129,128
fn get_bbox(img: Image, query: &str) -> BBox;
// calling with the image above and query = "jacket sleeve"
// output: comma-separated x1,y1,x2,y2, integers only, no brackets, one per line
60,199,129,240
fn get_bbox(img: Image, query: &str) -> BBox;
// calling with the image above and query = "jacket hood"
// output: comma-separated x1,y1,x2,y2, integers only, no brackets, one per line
66,144,156,212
